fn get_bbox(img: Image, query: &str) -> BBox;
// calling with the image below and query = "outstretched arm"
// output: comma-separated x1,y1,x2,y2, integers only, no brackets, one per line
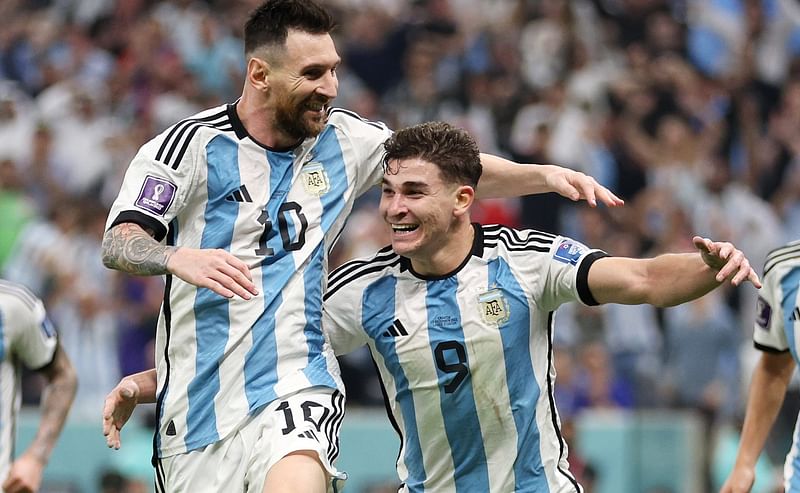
720,351,795,493
103,369,158,450
477,154,624,207
102,222,258,300
588,236,761,307
2,344,77,493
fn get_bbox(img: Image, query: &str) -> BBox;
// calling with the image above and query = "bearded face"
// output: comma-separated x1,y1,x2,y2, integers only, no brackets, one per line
266,30,340,143
273,92,330,141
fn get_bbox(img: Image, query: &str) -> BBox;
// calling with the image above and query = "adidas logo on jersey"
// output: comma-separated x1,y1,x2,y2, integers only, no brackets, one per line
225,184,253,202
383,319,408,337
791,306,800,322
298,429,319,441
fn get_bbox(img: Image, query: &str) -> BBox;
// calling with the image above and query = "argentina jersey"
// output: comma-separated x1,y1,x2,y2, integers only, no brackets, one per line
752,240,800,490
105,103,391,458
323,224,608,493
0,280,58,480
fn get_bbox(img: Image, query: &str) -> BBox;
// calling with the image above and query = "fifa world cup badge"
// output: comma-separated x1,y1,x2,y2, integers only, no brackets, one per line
302,162,330,196
478,288,510,326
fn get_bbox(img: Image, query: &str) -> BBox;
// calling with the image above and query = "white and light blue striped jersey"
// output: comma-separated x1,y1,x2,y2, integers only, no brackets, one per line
323,224,607,493
0,280,58,480
752,240,800,491
105,103,392,458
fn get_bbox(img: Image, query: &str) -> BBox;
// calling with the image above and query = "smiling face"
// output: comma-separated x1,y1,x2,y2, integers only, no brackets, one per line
380,157,475,274
265,29,340,140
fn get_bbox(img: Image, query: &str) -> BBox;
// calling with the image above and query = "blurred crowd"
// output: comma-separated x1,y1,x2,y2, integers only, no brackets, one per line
0,0,798,490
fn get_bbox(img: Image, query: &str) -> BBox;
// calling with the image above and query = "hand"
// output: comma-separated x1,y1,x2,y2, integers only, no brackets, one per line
719,466,755,493
693,236,762,288
102,378,140,450
166,247,259,300
544,168,625,208
2,452,44,493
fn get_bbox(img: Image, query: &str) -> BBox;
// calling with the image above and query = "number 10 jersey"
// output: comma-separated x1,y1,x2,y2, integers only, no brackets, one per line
105,103,391,458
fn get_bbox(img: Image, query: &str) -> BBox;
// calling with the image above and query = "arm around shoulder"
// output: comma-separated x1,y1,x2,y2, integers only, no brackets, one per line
477,154,624,207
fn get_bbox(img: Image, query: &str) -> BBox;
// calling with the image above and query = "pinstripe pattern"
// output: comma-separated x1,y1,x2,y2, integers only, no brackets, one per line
324,224,603,492
750,241,800,491
0,280,57,481
106,105,393,463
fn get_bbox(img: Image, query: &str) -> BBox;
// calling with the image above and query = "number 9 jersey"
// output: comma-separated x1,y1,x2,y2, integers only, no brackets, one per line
322,224,607,493
105,103,391,459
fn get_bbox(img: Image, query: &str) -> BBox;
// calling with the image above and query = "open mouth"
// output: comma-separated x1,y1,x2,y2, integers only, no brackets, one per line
391,223,419,234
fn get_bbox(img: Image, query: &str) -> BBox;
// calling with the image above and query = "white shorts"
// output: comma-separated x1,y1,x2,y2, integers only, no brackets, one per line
156,387,346,493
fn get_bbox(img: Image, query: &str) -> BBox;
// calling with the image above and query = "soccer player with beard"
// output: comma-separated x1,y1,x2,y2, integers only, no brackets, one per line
101,1,622,492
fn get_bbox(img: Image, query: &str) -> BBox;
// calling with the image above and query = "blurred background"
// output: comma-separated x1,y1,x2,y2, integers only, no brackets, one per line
0,0,798,491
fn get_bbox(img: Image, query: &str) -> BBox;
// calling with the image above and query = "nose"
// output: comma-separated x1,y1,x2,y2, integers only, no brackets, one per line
381,193,407,219
317,71,338,100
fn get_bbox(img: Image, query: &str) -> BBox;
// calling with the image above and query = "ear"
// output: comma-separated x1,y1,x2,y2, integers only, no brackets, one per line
453,185,475,218
247,57,271,93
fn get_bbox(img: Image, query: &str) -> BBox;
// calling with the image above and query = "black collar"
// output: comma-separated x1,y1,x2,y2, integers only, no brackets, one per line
226,101,303,153
400,223,484,280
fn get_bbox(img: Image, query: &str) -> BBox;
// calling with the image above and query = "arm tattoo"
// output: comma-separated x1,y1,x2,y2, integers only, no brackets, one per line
102,223,177,276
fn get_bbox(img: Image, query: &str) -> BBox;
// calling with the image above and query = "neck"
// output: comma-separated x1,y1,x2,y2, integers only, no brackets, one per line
410,219,475,277
237,88,299,149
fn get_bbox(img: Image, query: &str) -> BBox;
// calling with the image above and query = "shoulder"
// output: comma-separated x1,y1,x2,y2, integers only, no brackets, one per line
480,224,559,257
140,104,236,168
325,107,391,137
0,280,41,323
325,245,401,301
763,240,800,278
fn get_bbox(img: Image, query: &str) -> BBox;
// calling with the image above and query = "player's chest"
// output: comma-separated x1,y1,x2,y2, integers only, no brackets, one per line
369,278,532,355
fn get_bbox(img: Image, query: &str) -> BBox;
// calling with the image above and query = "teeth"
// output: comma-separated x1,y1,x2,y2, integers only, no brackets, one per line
392,224,418,231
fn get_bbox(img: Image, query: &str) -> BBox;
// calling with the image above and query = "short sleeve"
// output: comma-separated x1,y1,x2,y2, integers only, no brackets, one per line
753,269,790,353
322,275,371,356
6,295,58,370
105,134,198,241
522,235,607,312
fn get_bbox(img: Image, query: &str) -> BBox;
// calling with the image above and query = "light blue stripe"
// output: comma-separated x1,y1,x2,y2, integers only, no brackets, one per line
301,243,336,388
244,150,297,410
790,418,800,493
185,136,241,448
362,277,428,490
301,127,350,386
786,268,800,491
426,278,489,493
489,258,549,492
781,269,800,361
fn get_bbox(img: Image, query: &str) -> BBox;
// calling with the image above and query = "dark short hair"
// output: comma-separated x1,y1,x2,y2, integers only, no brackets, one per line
383,122,482,188
244,0,336,55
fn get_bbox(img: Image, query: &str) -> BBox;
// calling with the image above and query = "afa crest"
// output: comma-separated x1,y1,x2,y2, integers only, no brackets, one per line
478,288,510,326
301,162,330,196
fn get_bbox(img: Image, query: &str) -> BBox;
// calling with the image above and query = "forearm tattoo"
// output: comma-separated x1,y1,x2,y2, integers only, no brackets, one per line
102,223,176,276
